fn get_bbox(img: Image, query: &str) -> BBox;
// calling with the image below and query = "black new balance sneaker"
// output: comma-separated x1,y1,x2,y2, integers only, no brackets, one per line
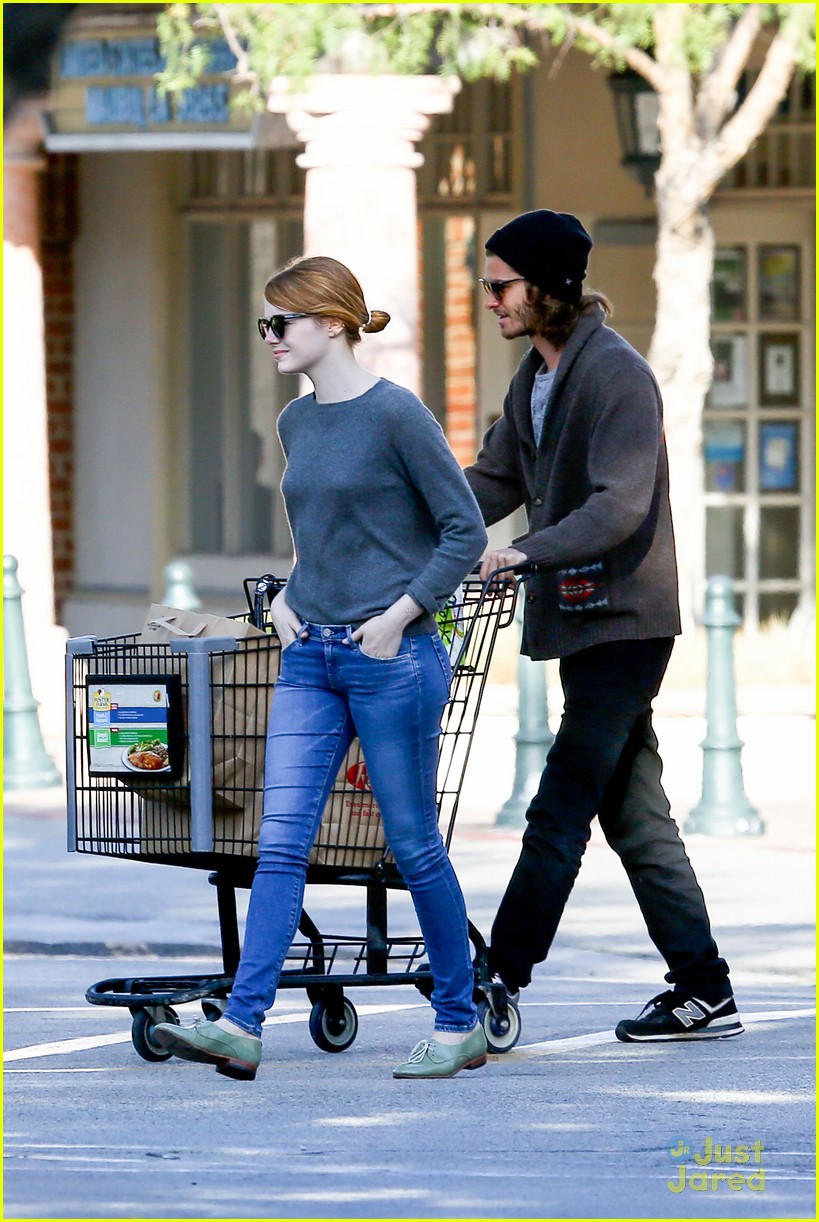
615,990,744,1042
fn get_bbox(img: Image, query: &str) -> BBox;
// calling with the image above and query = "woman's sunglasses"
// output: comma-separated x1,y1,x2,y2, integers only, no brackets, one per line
257,313,307,341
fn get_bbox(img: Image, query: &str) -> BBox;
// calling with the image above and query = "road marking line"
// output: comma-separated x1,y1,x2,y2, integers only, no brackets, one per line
4,1003,809,1063
5,1068,134,1073
3,1001,424,1062
515,1007,816,1055
737,1007,816,1023
4,1032,135,1061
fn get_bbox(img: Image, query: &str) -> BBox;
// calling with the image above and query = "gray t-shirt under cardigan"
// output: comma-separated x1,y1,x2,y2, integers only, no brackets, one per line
277,378,487,632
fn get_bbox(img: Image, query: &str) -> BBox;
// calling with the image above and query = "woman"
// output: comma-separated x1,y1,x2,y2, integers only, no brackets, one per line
156,256,488,1081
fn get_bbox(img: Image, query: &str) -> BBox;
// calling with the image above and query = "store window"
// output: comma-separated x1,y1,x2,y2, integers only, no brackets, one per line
417,77,515,206
184,152,304,563
705,241,811,627
722,74,815,191
418,79,517,465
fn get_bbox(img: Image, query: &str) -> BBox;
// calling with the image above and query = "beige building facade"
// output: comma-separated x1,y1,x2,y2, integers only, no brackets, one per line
3,10,815,732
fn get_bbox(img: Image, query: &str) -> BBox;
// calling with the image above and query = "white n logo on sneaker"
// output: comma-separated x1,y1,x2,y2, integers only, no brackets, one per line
671,1000,706,1028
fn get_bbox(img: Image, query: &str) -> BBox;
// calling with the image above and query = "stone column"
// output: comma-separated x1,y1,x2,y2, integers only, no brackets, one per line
3,103,68,750
269,75,460,395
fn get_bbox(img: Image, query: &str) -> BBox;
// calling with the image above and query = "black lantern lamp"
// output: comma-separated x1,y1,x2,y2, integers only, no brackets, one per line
609,68,661,193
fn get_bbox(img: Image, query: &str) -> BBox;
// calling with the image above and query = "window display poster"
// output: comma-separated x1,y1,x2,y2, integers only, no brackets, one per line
758,245,800,321
759,423,798,491
709,334,748,407
759,334,800,406
712,248,747,321
87,674,183,778
705,421,745,491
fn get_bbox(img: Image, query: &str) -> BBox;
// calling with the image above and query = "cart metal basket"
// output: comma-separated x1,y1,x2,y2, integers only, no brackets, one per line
67,571,525,1060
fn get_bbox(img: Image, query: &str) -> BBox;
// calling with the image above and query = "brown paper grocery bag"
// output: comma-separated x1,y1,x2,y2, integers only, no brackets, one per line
133,606,389,867
309,747,388,868
139,605,278,796
134,605,278,855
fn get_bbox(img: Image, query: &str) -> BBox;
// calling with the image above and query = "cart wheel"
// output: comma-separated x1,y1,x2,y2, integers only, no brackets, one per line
201,998,228,1022
308,998,358,1053
131,1006,179,1063
477,997,521,1054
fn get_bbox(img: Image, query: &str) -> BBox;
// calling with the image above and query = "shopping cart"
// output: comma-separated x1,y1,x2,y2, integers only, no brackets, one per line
67,569,526,1063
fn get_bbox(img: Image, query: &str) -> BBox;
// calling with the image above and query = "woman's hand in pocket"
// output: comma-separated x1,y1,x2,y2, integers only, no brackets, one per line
351,614,403,659
271,589,304,648
351,594,422,658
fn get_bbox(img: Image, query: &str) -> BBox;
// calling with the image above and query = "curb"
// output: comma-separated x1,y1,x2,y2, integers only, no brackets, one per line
4,940,223,959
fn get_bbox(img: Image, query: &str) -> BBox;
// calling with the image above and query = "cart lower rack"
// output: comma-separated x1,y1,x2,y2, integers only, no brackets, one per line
67,571,525,1061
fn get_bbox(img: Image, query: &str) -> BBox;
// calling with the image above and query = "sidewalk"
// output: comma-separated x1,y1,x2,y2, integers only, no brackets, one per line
457,683,815,841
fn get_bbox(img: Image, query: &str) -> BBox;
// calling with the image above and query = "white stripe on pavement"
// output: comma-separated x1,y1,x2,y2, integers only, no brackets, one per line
3,1001,425,1063
5,1067,135,1073
4,1032,135,1061
724,1007,815,1023
4,1003,811,1063
515,1007,816,1055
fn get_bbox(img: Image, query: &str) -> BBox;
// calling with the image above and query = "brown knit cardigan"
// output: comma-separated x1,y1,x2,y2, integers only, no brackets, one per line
466,304,682,660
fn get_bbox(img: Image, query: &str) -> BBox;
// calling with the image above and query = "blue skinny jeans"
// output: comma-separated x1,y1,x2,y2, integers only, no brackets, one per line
224,624,478,1038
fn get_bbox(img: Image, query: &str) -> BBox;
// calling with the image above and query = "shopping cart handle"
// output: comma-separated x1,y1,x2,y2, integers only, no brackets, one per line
474,561,539,587
243,572,287,626
489,561,538,577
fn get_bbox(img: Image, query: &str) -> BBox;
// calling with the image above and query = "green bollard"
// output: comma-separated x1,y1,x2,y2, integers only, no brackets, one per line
3,555,61,790
496,598,554,827
161,559,202,611
686,575,764,837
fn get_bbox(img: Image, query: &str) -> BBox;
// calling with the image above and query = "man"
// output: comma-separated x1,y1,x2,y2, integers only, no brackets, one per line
465,208,742,1042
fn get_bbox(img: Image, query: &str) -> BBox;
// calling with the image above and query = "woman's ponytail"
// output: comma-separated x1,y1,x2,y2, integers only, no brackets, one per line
362,309,390,334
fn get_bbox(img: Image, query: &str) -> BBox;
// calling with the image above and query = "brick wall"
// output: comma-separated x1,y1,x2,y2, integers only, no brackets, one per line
443,215,477,466
40,153,78,613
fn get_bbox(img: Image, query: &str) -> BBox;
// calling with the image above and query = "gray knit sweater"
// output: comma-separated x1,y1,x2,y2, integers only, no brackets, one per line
278,378,487,631
466,305,681,659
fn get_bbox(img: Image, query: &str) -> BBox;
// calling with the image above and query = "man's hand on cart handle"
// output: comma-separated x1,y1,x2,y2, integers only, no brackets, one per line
271,588,307,648
479,547,529,583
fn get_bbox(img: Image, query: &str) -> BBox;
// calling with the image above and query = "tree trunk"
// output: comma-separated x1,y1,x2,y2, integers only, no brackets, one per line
647,187,715,632
642,2,807,632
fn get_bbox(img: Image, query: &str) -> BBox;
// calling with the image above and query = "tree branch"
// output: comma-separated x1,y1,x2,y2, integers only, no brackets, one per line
520,7,666,93
699,23,802,195
653,5,696,152
214,4,257,85
695,4,763,137
572,14,665,90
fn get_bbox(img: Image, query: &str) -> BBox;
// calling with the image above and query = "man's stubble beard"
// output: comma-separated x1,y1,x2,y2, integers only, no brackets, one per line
502,301,536,340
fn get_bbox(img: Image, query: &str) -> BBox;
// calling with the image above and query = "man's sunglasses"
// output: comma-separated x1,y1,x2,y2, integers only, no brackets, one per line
478,277,525,298
257,313,307,341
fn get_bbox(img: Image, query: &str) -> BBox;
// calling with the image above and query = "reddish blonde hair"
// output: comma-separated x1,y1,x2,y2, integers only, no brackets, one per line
264,256,390,345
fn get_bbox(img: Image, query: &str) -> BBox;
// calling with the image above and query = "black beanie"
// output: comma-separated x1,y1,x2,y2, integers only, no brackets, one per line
485,209,593,304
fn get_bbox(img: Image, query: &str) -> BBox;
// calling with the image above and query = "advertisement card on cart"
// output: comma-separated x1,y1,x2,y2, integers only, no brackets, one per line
86,674,184,780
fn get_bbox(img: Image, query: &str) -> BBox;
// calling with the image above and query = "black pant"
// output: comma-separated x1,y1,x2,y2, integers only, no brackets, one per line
490,637,731,1000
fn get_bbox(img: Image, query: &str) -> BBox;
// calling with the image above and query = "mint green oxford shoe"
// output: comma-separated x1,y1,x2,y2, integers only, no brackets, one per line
153,1020,261,1081
393,1025,488,1079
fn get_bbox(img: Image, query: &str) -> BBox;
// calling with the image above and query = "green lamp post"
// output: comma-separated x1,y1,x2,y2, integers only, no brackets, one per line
3,555,61,790
161,559,202,611
686,575,764,837
496,598,554,827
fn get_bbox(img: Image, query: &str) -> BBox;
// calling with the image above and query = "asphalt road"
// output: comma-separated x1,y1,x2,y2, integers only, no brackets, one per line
4,735,815,1221
4,958,816,1217
5,957,814,1220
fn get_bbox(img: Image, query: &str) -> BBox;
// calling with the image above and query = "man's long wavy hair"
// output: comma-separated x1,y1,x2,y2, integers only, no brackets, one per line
524,287,613,348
